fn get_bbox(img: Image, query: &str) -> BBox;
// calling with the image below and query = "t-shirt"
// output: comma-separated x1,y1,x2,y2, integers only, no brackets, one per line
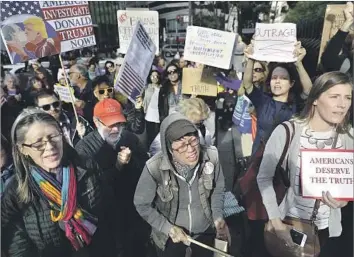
287,126,343,229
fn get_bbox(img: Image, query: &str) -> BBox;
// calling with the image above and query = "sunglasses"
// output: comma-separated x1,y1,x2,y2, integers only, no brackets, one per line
106,65,114,69
97,88,114,95
151,75,159,79
39,101,61,111
253,68,264,73
167,70,177,75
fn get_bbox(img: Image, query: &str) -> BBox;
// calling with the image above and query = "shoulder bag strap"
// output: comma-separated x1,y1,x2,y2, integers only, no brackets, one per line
276,121,295,187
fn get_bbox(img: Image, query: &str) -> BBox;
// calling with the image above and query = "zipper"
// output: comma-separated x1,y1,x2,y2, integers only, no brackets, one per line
187,184,192,233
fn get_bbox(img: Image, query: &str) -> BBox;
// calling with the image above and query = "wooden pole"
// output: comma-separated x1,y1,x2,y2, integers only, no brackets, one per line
58,54,79,125
187,237,233,257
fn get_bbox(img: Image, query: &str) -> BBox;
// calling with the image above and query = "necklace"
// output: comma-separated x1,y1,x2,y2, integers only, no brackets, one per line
304,128,334,149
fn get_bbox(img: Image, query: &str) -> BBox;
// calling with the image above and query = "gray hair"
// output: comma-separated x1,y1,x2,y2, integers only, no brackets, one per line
4,73,19,87
177,97,210,122
11,108,62,203
73,64,89,79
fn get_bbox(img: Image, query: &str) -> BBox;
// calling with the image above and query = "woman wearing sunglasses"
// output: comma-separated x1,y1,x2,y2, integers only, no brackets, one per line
158,63,186,123
142,70,162,145
1,109,115,257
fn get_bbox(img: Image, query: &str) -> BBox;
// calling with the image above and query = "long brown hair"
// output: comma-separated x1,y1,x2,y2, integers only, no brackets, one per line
294,71,353,134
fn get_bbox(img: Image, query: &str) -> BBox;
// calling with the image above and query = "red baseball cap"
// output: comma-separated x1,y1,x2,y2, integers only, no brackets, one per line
94,99,126,126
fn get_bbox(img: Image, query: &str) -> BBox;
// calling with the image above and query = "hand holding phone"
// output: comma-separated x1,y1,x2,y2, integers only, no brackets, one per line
290,228,307,247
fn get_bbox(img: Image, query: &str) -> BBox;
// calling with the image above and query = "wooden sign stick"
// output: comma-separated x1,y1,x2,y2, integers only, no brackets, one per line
58,55,79,125
187,237,233,257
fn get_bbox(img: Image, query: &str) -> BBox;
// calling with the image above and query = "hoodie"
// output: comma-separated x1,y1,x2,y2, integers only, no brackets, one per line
134,113,225,250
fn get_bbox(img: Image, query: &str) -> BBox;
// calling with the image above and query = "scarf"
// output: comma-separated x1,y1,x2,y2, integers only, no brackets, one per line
172,157,197,183
30,165,97,250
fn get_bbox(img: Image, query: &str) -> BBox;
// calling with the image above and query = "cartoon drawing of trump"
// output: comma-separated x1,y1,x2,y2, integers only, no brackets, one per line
23,16,59,58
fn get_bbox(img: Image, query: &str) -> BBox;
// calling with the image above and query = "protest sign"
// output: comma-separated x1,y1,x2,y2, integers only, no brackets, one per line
1,1,96,64
117,10,159,54
301,149,354,200
318,4,354,63
115,21,156,104
54,84,74,103
251,23,297,63
182,68,218,97
183,26,236,69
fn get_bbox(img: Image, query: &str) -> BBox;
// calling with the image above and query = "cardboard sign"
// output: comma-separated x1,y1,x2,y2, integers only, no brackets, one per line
54,84,74,103
0,1,96,64
115,21,156,104
117,10,159,54
182,68,218,97
251,23,297,63
184,26,236,69
318,4,354,63
301,149,354,200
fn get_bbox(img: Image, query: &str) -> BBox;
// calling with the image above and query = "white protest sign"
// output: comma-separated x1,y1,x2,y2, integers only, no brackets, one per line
184,26,236,69
251,23,297,63
115,21,156,104
301,150,354,200
117,10,159,54
54,84,74,103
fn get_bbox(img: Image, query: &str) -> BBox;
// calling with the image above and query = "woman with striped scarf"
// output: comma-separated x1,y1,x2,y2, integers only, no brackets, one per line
1,108,115,257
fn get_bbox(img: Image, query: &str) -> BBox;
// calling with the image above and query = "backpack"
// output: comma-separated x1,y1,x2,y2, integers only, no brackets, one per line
233,121,295,220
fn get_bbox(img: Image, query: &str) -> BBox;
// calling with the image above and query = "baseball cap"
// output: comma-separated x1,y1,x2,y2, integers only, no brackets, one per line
94,99,126,126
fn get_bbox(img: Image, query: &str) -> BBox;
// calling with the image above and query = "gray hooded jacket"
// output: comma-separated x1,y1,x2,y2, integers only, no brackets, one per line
134,113,225,250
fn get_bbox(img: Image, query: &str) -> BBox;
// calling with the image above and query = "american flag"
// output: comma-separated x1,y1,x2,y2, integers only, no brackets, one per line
1,2,43,21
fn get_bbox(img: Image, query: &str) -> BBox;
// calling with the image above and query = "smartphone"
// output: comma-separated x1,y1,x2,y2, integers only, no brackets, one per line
290,228,307,247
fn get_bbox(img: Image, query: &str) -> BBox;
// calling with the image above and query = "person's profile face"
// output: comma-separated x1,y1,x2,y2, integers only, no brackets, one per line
24,23,39,42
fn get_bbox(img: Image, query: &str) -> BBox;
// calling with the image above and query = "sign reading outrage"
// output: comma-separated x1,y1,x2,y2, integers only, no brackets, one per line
0,1,96,64
183,26,236,69
301,150,354,200
117,10,159,54
251,23,297,63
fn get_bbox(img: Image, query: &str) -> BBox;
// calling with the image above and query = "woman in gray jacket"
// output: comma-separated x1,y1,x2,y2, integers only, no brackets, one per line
257,71,353,256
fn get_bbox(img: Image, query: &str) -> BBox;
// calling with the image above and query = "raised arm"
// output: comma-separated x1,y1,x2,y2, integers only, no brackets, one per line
238,42,256,96
294,41,312,96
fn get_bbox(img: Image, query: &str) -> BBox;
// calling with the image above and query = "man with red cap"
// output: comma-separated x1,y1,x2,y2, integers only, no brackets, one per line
75,98,150,257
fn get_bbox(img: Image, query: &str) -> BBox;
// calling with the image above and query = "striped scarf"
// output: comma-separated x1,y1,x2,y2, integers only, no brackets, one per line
30,165,97,250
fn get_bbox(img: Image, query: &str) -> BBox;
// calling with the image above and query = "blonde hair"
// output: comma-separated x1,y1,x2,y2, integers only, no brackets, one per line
24,17,48,38
177,98,210,122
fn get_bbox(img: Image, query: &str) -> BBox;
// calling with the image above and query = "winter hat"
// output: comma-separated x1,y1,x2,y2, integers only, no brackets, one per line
165,120,197,149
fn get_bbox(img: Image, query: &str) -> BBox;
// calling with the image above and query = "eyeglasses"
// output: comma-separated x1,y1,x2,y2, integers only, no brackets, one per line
22,133,63,151
253,68,264,73
167,70,177,75
172,136,199,154
39,101,61,111
97,88,114,95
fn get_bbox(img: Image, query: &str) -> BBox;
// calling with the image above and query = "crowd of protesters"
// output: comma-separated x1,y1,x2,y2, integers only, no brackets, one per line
0,4,353,257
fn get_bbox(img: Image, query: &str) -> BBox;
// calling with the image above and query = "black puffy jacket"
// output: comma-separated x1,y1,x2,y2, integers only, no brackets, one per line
1,160,115,257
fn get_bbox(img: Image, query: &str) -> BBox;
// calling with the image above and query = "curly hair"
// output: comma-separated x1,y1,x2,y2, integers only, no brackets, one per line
177,97,210,123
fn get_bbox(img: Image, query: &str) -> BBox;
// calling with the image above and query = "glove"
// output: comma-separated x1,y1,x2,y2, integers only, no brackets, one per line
168,226,190,245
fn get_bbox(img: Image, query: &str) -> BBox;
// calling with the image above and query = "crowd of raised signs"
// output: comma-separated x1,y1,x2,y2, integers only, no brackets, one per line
0,5,353,257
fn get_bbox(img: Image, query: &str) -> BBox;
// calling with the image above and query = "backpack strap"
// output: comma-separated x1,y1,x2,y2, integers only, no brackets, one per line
276,121,295,187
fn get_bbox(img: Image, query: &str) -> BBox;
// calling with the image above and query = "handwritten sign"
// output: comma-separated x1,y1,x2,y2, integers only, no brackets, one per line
117,10,159,54
0,1,96,64
115,21,156,104
54,84,74,103
301,149,354,200
251,23,297,63
318,4,354,63
182,68,218,96
183,26,236,69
